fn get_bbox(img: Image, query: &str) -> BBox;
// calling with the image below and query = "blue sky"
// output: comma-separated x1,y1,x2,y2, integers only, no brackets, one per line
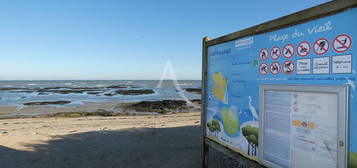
0,0,330,80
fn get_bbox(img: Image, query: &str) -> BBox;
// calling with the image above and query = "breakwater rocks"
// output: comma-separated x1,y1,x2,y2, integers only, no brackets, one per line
115,89,155,95
36,87,104,94
190,99,201,105
106,85,129,89
184,88,202,94
19,99,201,117
120,100,191,114
23,101,71,106
104,89,155,96
0,87,26,91
49,109,125,118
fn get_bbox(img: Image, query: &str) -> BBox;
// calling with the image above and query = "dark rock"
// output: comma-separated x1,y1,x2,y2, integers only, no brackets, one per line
43,87,103,90
104,93,115,96
34,86,104,95
36,89,102,94
106,85,129,89
121,100,189,113
20,90,34,93
24,101,71,106
190,99,201,104
72,87,104,90
51,90,85,94
115,89,154,95
87,91,103,95
49,110,124,118
0,87,24,91
42,87,71,90
184,88,202,94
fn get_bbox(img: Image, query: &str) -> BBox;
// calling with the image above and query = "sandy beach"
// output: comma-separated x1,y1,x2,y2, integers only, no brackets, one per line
0,101,135,117
0,108,242,168
0,94,238,168
0,111,202,168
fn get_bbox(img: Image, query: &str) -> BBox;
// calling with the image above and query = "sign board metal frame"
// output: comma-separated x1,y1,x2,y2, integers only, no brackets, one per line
259,84,349,168
201,1,357,167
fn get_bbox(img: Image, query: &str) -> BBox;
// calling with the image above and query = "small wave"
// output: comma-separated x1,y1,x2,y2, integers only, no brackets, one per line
16,105,25,110
176,83,193,86
64,83,72,86
27,83,38,86
3,85,14,87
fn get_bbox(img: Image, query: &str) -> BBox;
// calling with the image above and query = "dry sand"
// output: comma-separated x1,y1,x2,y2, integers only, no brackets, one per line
0,112,201,150
0,103,241,168
0,111,207,168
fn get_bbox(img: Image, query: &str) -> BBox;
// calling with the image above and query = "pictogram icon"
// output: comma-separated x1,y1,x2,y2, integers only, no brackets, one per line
270,47,281,60
259,49,268,61
333,34,352,53
313,38,329,55
259,63,268,75
270,62,281,75
283,44,294,58
283,60,295,75
297,41,311,57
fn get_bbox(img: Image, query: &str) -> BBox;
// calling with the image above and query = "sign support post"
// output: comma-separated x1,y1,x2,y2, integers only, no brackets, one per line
201,36,210,168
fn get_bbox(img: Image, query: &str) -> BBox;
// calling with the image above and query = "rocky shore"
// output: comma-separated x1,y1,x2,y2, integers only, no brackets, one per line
0,98,202,119
23,101,71,106
0,83,201,117
184,88,202,94
49,99,201,117
105,89,155,96
119,100,189,114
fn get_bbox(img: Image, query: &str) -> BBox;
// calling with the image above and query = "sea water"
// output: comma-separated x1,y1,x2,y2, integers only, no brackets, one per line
0,80,201,107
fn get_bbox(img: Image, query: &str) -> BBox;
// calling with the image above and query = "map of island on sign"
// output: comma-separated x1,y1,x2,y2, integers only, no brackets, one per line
211,72,228,104
221,107,239,136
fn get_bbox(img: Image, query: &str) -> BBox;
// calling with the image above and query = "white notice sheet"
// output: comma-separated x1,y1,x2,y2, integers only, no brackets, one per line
263,91,292,168
263,90,339,168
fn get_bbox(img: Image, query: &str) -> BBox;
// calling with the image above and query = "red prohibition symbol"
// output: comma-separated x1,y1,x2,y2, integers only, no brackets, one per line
313,38,329,55
270,62,281,75
259,63,268,75
283,44,294,58
333,34,352,53
283,60,295,75
270,46,281,60
259,48,269,61
297,41,311,57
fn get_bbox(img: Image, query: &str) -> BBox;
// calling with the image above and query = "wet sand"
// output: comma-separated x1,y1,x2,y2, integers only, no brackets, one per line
0,102,123,117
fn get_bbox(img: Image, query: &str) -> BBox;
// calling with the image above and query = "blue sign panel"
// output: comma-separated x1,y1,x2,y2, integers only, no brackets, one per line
205,8,356,167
